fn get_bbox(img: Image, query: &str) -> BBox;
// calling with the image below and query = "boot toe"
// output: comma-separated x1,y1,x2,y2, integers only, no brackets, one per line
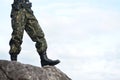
41,59,60,67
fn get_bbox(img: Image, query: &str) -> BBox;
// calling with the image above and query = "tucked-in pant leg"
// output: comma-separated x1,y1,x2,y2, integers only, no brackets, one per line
25,14,47,54
9,10,25,55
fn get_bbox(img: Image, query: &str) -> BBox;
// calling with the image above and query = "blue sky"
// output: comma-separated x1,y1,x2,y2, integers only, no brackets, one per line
0,0,120,80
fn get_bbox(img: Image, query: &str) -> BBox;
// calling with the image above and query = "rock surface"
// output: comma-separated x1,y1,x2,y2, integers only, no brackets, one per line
0,60,71,80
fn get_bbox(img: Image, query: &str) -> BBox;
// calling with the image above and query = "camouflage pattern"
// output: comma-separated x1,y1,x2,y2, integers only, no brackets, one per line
9,1,47,55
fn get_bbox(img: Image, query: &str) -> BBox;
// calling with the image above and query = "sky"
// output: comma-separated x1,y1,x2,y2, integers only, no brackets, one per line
0,0,120,80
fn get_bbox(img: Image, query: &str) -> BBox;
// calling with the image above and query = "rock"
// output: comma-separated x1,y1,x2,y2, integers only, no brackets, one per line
0,60,71,80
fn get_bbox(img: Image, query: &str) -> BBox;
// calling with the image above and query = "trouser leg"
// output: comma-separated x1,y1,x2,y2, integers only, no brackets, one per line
9,10,25,61
25,16,60,66
25,15,47,53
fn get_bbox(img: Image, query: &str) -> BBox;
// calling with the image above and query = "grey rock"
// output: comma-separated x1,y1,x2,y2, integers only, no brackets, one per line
0,60,71,80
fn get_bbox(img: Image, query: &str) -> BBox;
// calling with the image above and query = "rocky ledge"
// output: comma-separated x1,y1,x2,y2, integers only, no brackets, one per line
0,60,71,80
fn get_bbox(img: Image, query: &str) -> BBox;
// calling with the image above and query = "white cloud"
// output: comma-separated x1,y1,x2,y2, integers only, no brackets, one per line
35,2,120,80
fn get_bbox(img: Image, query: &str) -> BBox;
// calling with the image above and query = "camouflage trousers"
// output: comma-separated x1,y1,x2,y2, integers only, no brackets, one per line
9,8,47,55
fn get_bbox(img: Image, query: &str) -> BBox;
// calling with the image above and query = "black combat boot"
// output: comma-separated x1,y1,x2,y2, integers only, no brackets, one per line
10,54,17,61
40,52,60,67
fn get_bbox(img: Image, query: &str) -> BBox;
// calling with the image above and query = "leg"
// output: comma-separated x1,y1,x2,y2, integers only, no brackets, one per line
25,17,47,53
25,15,60,66
9,10,25,61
